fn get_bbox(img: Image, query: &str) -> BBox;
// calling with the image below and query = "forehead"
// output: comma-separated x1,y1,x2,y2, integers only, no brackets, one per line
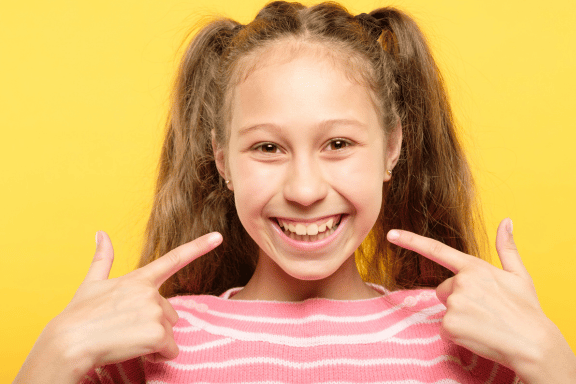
222,39,381,132
232,38,373,92
228,46,384,142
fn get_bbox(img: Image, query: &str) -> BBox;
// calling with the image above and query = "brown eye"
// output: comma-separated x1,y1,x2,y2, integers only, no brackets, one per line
327,139,351,151
256,143,279,153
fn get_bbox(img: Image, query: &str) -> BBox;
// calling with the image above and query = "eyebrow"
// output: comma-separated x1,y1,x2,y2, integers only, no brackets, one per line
237,119,367,136
237,123,281,136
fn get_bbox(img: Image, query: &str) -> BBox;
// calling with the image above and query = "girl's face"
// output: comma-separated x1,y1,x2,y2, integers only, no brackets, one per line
215,46,401,299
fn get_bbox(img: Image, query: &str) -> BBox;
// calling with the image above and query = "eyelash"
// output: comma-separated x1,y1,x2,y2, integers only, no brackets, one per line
252,138,353,154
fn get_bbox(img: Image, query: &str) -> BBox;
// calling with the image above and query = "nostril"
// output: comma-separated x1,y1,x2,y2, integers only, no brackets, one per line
283,184,329,207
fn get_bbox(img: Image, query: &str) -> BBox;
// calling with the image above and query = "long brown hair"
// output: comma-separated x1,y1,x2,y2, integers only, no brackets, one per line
139,1,487,297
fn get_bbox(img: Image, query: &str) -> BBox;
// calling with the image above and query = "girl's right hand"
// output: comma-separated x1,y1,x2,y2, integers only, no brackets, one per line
14,231,223,384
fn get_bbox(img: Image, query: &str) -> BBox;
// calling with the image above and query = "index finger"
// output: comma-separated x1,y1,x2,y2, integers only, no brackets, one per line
137,232,223,288
387,230,472,273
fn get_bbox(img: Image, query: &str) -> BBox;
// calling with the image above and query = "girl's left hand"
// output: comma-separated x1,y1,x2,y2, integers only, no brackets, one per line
387,218,576,384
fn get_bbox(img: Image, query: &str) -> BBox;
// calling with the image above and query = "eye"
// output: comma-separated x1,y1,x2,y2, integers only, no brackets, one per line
325,138,352,151
253,142,280,154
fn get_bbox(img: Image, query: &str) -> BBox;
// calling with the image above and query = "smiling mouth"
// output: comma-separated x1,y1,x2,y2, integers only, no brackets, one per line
274,215,343,242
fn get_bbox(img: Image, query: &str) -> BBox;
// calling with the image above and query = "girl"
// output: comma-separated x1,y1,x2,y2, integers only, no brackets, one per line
15,2,576,383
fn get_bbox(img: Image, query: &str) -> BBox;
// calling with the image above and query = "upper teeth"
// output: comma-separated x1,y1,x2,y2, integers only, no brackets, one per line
279,218,335,236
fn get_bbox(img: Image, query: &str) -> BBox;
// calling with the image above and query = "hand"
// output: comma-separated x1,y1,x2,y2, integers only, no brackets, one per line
14,231,223,384
387,219,576,384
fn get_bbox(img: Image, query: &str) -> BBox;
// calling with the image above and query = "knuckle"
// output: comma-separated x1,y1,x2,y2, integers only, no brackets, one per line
146,323,168,345
189,240,202,255
148,304,164,322
445,292,463,310
445,294,457,309
164,249,181,268
451,274,468,290
137,286,158,302
441,312,460,337
429,241,445,257
92,250,112,263
146,285,159,299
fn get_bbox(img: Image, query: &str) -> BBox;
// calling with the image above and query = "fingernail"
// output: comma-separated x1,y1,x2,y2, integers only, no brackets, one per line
507,219,513,234
95,231,102,246
388,230,400,241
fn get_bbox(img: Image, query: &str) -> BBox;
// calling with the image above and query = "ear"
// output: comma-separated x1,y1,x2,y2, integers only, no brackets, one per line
211,130,233,190
384,123,402,182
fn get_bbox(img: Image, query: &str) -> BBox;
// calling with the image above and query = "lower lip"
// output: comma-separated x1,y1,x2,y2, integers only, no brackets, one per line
271,215,349,252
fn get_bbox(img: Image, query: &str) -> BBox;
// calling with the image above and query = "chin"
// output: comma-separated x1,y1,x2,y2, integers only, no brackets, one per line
276,254,355,282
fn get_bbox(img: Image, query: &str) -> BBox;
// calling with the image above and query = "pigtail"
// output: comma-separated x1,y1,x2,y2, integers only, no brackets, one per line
359,8,487,289
140,19,257,297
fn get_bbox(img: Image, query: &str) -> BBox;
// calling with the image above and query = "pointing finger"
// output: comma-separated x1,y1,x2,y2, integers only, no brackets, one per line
84,231,115,282
495,218,529,277
387,230,471,273
138,232,223,288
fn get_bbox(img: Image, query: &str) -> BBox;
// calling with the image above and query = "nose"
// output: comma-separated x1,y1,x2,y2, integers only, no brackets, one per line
283,155,328,207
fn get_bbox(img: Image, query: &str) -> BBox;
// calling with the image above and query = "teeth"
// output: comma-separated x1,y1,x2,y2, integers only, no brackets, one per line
278,216,339,236
326,218,333,229
307,223,318,236
295,223,306,236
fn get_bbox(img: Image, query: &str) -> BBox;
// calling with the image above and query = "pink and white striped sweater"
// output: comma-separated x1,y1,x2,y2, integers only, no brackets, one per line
83,286,519,383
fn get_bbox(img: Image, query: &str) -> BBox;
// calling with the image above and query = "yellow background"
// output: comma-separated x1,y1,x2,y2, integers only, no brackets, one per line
1,0,575,380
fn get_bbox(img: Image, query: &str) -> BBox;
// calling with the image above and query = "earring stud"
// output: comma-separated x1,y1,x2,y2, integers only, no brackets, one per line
225,180,230,184
387,169,392,176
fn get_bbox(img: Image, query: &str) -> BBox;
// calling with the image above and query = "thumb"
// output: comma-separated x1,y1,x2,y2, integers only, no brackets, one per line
495,218,528,277
84,231,115,282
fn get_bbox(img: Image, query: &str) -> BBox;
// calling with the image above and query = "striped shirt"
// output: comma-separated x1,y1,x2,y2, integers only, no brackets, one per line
83,286,519,383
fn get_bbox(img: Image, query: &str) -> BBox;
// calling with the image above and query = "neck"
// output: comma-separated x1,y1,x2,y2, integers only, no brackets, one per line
231,254,381,301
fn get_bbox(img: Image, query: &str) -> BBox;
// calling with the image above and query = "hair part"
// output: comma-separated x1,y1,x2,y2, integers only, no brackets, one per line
139,1,487,297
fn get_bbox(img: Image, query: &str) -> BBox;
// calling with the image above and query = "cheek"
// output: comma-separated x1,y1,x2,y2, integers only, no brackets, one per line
331,146,385,190
327,150,384,226
230,157,279,222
